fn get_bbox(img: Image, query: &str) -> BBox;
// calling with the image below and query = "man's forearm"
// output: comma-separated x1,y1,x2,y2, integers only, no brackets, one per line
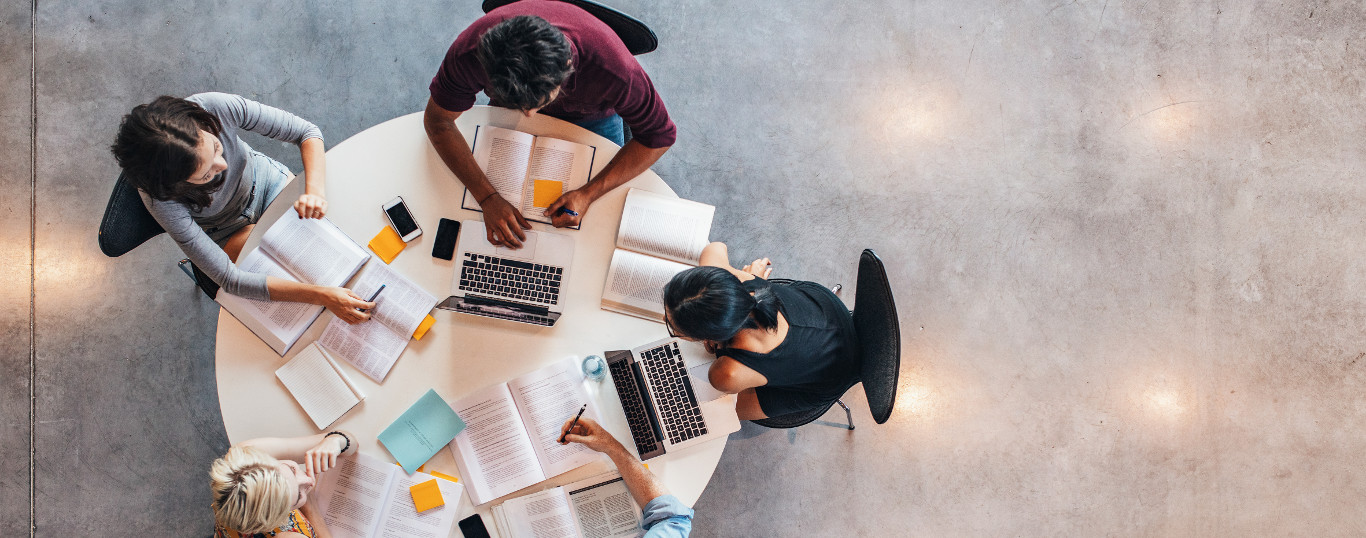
582,140,670,201
605,443,670,508
423,112,498,201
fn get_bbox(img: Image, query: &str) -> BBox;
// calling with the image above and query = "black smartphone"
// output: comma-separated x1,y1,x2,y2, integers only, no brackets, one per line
433,218,460,260
458,514,491,538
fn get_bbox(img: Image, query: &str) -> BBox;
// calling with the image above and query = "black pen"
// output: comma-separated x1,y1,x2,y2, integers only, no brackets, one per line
559,403,588,443
363,284,386,312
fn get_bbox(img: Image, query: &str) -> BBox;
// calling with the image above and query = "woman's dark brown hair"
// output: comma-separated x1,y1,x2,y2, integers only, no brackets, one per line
110,96,224,210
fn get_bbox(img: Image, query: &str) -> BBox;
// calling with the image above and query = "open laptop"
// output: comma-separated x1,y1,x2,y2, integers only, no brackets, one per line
606,338,742,460
436,220,575,326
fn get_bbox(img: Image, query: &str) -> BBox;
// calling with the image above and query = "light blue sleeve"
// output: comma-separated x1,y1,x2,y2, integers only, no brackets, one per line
188,92,323,144
640,495,693,538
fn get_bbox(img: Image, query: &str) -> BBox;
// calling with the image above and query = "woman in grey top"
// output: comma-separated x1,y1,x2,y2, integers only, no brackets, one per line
111,93,372,323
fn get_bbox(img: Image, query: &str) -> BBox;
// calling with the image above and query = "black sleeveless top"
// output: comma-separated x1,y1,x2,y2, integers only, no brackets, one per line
716,278,861,409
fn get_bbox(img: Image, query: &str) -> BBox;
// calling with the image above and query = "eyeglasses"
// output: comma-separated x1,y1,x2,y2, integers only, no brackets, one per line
665,318,681,339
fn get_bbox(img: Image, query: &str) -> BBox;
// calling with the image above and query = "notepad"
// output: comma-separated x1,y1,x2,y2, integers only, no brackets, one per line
275,343,365,429
368,226,406,264
409,479,445,512
379,389,466,474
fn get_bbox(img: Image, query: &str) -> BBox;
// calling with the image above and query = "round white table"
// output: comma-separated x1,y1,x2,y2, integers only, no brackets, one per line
215,106,729,531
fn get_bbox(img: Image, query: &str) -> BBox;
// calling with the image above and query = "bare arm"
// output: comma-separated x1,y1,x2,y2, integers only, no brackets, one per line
240,431,357,474
699,242,773,282
544,140,671,228
423,98,531,247
708,357,768,393
293,137,328,219
560,418,668,508
265,277,374,324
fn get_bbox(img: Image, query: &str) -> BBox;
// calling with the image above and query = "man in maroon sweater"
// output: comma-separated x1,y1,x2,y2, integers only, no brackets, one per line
425,0,676,248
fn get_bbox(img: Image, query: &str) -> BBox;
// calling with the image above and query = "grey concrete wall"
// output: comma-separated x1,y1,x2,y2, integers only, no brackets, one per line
1,1,32,535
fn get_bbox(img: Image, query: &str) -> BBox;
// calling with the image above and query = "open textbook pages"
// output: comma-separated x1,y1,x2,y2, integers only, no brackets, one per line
319,262,438,382
462,124,596,227
275,342,365,429
447,360,603,505
314,452,464,538
493,471,643,538
602,189,716,322
216,211,370,355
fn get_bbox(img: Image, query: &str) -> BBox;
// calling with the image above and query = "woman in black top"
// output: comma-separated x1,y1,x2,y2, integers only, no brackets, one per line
663,242,860,420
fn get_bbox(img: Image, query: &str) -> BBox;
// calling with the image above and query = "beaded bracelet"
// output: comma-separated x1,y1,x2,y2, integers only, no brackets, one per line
324,431,351,454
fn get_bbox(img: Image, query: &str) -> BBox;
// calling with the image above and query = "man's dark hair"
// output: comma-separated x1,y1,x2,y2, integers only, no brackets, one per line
476,15,574,111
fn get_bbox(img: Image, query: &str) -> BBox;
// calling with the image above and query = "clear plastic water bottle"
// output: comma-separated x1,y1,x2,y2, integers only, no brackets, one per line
581,354,607,381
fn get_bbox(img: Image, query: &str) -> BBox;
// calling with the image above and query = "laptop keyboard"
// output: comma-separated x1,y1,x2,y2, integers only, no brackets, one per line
640,342,708,444
609,358,662,457
459,253,562,305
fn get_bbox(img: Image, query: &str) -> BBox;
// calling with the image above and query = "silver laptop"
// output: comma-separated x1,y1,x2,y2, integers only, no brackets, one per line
436,220,575,326
605,338,742,460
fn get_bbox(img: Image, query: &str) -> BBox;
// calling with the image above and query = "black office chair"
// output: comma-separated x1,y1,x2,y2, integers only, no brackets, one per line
481,0,658,55
751,249,901,430
98,173,219,298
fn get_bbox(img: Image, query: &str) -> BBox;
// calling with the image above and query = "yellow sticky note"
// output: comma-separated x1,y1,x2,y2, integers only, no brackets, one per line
409,479,445,513
412,315,436,341
532,179,563,208
429,470,460,483
368,227,406,264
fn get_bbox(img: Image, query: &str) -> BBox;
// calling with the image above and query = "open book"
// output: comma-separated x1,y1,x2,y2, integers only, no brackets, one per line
447,360,603,505
275,343,365,429
601,189,716,322
318,262,438,382
216,210,370,355
462,125,596,227
314,452,464,538
492,472,643,538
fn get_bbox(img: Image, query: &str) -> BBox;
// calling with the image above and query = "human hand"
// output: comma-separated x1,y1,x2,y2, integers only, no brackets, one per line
559,417,624,455
304,435,347,476
480,194,531,248
293,194,328,219
741,258,773,279
543,188,593,228
320,287,374,324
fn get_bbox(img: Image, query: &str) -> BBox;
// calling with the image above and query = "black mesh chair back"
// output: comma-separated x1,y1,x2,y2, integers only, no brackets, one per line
854,249,900,424
481,0,659,55
98,173,165,257
98,173,219,298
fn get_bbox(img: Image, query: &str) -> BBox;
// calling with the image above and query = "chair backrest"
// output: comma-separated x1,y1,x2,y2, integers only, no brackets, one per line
98,173,165,257
481,0,658,55
853,249,900,424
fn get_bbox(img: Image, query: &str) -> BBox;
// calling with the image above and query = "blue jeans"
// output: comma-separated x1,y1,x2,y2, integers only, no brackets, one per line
571,114,625,147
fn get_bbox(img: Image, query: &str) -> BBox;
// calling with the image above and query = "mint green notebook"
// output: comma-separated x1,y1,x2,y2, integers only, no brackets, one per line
378,389,466,474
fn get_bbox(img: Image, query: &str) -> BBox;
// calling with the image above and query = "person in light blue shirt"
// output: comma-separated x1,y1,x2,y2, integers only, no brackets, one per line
561,417,693,537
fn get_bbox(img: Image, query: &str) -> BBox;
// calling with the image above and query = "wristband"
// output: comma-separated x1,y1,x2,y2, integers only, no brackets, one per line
324,431,351,454
477,191,497,205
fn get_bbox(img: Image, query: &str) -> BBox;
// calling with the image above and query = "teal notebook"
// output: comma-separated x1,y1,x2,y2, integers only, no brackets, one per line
378,389,466,474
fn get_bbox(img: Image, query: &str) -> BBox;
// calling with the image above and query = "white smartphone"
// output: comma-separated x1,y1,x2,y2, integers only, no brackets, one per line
382,196,422,242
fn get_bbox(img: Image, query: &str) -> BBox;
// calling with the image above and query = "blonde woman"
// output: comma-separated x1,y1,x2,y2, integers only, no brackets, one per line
210,431,355,537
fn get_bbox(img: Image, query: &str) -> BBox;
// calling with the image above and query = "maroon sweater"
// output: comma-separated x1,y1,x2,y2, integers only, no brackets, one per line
429,0,677,148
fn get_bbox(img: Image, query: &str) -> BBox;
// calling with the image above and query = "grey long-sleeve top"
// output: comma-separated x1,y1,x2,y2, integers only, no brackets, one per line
140,92,323,300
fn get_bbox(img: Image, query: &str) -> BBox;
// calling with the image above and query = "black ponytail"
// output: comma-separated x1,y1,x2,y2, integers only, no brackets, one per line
664,267,782,342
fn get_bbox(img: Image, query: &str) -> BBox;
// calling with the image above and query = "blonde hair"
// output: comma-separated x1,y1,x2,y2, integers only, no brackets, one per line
209,446,293,534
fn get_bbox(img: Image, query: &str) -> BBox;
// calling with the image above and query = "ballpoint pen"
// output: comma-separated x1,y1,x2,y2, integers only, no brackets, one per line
363,284,386,312
559,403,588,443
556,207,580,217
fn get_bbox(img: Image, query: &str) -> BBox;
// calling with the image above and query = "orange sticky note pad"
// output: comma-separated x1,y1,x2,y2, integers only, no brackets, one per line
409,479,445,512
368,227,406,264
532,179,563,208
412,315,436,340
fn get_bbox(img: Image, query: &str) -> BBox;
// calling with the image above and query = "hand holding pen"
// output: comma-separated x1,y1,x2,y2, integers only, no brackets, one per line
559,403,588,444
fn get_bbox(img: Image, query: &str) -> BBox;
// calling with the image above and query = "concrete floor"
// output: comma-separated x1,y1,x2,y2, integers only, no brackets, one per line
5,0,1366,535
